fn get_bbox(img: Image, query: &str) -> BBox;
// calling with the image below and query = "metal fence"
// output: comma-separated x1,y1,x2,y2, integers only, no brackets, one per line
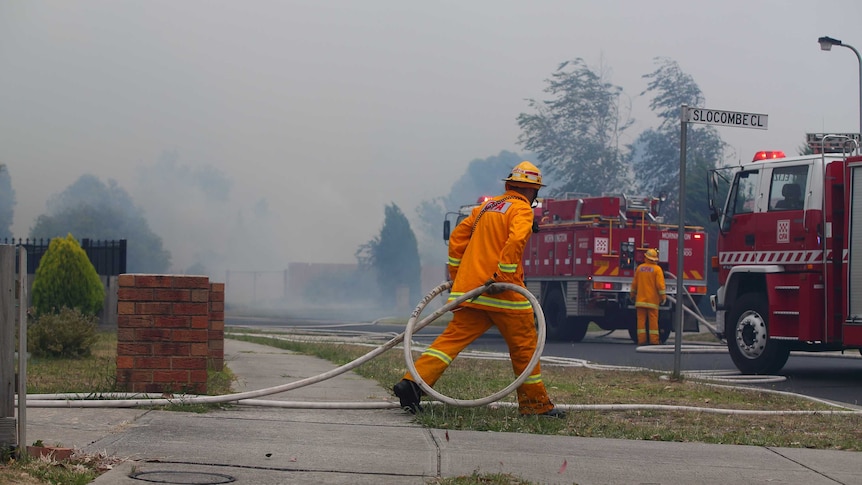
0,238,127,276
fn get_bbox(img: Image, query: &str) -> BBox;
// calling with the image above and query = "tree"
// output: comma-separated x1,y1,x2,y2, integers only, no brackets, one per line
356,203,422,309
517,58,633,196
0,164,15,239
31,233,105,316
631,57,727,227
30,174,171,272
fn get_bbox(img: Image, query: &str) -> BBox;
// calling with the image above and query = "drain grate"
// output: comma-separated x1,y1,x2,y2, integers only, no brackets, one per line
130,470,236,484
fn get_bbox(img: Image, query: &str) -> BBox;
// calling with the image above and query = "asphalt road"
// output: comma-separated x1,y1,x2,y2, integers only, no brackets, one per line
227,315,862,408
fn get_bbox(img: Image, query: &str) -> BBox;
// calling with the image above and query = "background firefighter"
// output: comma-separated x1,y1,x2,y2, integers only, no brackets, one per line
629,248,667,345
393,161,564,418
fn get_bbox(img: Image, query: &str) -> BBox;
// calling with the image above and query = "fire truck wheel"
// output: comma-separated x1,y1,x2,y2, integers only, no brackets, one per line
725,293,790,375
543,287,573,341
567,317,590,342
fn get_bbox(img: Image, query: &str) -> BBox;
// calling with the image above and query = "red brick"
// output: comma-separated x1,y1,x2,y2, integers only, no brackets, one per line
153,370,189,383
136,328,173,341
172,329,208,342
117,343,152,356
208,339,224,351
137,302,172,315
118,288,154,301
209,301,224,312
129,370,153,382
189,369,208,384
118,274,136,287
117,327,136,342
191,315,209,329
210,282,225,292
171,357,207,370
154,289,191,302
118,301,136,315
153,342,191,356
190,343,210,356
208,291,225,302
121,316,155,328
209,311,224,321
173,276,210,289
154,316,191,328
172,303,209,315
136,356,171,369
209,320,224,332
136,275,175,288
191,289,209,302
208,329,224,340
116,356,135,369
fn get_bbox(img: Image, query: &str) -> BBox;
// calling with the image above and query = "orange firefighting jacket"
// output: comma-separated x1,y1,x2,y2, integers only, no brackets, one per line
447,190,534,313
630,261,666,310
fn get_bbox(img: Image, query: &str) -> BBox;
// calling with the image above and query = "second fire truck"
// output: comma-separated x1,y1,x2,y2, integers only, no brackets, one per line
446,193,709,343
709,133,862,374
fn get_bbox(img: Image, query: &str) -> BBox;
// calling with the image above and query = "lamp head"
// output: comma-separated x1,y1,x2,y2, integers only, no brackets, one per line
819,36,842,51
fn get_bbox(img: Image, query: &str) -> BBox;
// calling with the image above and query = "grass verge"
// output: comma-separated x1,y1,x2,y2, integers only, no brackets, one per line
228,332,862,452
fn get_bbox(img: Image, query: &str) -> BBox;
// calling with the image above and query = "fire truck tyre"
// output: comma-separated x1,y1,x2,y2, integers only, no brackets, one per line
567,317,590,342
725,293,790,375
543,288,572,341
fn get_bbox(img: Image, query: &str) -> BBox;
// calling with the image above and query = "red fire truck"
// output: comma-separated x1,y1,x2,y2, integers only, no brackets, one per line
445,194,709,343
709,133,862,374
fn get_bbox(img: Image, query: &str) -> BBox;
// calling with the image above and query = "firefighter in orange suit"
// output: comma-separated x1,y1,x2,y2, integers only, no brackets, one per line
629,248,667,345
393,161,564,418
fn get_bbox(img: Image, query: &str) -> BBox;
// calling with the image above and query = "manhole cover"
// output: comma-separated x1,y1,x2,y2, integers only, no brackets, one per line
130,470,236,484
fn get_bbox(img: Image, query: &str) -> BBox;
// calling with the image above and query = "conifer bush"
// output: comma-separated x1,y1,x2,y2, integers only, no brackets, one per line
31,233,105,316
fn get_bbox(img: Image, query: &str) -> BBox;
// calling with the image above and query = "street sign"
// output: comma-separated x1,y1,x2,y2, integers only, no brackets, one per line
683,107,768,130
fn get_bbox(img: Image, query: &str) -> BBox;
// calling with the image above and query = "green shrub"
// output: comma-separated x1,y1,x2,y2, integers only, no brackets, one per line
31,233,105,316
28,306,99,358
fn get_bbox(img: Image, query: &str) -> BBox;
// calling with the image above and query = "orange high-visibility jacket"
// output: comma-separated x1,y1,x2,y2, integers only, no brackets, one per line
447,190,533,313
630,262,666,310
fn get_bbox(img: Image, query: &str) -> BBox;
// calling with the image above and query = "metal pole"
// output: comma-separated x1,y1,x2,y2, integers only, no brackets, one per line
850,44,862,137
674,105,688,379
17,247,27,454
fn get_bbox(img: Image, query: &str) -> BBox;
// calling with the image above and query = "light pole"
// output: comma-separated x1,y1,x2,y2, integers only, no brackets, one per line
819,35,862,136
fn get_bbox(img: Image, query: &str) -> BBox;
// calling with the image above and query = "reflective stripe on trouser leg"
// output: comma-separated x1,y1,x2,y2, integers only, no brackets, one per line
636,308,648,344
491,310,553,415
647,307,660,344
402,306,493,387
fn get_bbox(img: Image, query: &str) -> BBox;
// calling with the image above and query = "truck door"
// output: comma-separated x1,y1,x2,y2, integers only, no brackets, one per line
719,169,761,268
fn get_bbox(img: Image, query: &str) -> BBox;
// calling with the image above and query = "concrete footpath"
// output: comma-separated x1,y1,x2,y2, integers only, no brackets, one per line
21,339,862,484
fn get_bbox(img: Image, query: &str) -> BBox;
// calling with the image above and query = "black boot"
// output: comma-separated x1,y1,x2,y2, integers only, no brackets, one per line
393,379,424,414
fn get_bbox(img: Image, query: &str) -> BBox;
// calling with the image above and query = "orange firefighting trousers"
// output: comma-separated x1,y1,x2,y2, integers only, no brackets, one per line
636,307,661,345
402,306,553,414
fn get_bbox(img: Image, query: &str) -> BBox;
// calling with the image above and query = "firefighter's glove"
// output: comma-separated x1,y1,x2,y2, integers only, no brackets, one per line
661,298,667,306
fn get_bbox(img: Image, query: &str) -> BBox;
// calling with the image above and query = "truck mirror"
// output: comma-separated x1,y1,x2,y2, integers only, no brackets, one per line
443,220,451,241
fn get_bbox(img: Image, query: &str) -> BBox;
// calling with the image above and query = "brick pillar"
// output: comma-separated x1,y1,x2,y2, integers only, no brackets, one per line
208,282,225,371
116,274,210,394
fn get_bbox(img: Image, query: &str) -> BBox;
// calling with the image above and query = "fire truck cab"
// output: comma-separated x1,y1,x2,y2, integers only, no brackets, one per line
710,133,862,374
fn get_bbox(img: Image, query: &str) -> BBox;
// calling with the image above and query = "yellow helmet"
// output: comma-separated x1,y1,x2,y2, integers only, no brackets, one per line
644,248,659,262
503,161,545,188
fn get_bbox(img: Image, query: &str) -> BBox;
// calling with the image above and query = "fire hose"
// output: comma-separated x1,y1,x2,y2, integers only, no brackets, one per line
17,281,862,415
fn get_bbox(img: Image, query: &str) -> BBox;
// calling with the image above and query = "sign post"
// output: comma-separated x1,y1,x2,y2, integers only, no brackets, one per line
674,106,768,379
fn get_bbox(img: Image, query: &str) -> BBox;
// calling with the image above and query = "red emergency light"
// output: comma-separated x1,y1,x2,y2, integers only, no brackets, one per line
752,151,786,162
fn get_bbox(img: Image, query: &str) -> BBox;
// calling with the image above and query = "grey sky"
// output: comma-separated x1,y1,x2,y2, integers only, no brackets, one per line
1,1,860,271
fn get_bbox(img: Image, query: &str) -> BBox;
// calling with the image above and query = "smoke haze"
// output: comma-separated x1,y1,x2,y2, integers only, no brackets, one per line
1,1,860,277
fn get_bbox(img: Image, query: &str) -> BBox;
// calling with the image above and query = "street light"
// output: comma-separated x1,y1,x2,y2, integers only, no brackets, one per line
819,35,862,137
